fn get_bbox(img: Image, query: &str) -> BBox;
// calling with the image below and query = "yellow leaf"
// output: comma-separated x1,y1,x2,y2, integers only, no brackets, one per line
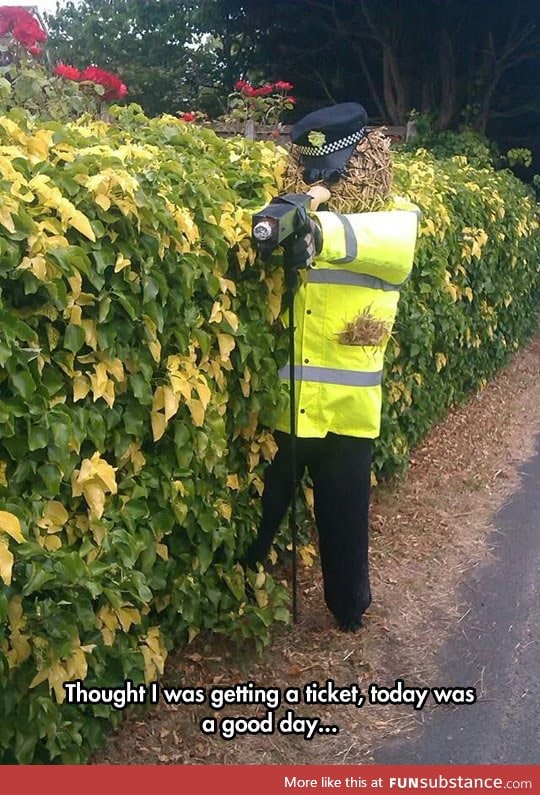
223,310,239,332
65,646,88,680
152,385,165,412
156,543,169,561
89,453,117,494
97,605,119,632
69,209,96,241
260,432,278,461
226,474,240,490
298,543,317,568
114,253,131,272
49,661,69,703
140,627,167,684
163,386,180,421
73,375,90,401
90,362,113,404
43,535,62,551
0,541,14,586
169,373,193,402
217,502,232,521
72,453,117,518
81,319,98,350
240,378,250,398
82,483,106,519
8,595,24,630
445,282,459,302
0,511,24,543
27,129,53,162
95,194,111,211
302,484,314,514
19,254,48,281
0,205,16,234
435,352,447,372
471,240,482,259
101,627,116,646
209,301,223,323
151,411,167,441
248,450,260,470
115,606,141,633
37,501,68,533
217,333,236,362
195,381,211,410
104,357,124,382
217,276,237,296
188,398,205,427
149,339,161,363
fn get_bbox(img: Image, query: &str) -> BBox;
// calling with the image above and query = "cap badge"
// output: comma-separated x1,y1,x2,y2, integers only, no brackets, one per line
307,130,326,148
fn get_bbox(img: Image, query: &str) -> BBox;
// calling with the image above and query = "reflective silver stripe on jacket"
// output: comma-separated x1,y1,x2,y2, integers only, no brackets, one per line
307,268,405,292
329,213,357,264
278,364,383,387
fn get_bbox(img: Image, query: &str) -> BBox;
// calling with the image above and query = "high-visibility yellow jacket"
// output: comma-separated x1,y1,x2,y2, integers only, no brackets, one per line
275,205,419,439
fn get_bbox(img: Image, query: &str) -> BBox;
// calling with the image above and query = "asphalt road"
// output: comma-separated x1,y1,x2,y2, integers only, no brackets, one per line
374,436,540,764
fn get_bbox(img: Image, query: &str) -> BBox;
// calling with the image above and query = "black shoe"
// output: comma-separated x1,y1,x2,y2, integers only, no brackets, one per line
336,615,364,633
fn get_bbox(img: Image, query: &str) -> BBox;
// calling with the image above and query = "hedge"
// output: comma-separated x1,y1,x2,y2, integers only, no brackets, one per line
0,106,538,763
0,106,291,763
379,149,539,475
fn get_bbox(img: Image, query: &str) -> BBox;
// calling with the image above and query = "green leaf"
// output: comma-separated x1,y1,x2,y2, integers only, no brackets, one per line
38,463,62,496
10,370,36,401
64,323,86,353
28,423,49,450
23,567,57,595
197,543,212,574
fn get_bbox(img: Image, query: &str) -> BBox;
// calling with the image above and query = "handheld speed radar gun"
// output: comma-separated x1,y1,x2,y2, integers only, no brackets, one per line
251,193,314,260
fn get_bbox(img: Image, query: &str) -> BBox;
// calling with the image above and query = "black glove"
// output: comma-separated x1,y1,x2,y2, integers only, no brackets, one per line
283,217,323,270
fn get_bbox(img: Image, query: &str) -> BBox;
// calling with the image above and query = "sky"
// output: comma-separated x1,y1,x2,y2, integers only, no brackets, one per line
17,1,67,16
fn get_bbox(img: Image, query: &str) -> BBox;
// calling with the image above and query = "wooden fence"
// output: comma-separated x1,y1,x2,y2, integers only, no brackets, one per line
208,121,409,145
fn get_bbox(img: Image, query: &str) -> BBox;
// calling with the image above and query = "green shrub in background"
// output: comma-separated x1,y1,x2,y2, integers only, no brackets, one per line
0,107,538,763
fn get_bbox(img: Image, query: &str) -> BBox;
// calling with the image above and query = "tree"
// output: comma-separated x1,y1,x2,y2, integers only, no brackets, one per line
45,0,223,116
45,0,540,165
208,0,540,136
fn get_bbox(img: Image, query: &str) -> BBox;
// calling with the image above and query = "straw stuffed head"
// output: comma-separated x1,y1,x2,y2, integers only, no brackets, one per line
285,102,393,213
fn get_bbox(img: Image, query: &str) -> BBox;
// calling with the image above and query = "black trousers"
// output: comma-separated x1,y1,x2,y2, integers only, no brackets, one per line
245,431,373,624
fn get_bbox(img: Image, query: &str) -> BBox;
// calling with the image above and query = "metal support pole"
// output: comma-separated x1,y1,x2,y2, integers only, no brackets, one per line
285,270,299,623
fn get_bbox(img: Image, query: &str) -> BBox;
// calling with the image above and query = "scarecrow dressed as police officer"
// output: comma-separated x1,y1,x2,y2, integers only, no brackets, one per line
244,103,419,632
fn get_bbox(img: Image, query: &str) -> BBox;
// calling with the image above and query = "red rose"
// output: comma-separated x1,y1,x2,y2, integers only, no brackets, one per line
55,63,82,81
27,44,43,57
243,85,256,97
252,84,275,97
180,112,197,122
0,7,29,36
275,81,294,91
235,80,250,91
11,10,47,47
80,65,108,83
287,96,297,105
80,65,127,101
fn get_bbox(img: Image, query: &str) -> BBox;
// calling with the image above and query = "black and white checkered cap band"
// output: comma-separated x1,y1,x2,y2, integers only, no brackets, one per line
296,127,366,156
